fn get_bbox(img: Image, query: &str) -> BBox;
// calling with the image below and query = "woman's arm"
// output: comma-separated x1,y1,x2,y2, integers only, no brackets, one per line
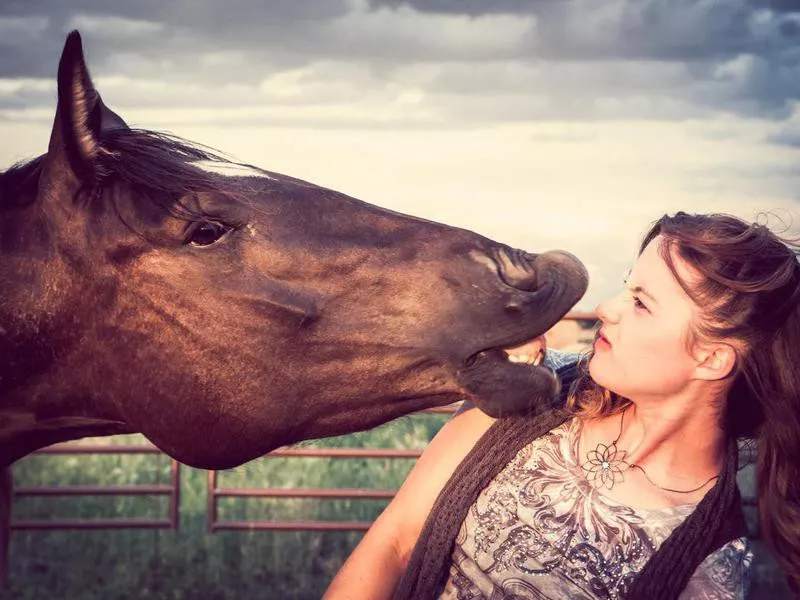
323,405,495,600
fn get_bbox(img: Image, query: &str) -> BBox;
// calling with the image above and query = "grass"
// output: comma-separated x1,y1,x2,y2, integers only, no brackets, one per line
7,413,448,600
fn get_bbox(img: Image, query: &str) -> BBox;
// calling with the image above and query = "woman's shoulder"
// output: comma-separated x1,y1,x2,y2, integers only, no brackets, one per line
680,537,753,600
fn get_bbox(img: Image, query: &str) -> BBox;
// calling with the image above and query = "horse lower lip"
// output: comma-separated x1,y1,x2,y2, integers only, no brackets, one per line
458,349,560,417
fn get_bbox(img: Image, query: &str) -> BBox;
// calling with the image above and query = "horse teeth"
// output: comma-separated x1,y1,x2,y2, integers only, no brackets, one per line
502,335,546,367
506,353,539,365
505,350,545,366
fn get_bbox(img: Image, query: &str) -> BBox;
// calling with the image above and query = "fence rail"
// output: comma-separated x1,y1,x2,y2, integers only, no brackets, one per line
11,445,181,532
207,447,430,532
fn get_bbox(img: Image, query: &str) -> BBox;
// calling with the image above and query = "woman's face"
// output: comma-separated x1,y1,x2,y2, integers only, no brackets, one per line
589,235,704,400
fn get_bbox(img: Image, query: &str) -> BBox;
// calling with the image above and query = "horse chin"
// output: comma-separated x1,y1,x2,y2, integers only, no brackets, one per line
459,348,561,418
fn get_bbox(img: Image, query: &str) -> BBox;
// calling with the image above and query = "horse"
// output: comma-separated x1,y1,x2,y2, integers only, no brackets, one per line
0,29,588,580
1,30,587,472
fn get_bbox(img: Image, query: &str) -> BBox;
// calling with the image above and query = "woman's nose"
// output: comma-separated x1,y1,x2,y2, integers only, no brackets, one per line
595,294,621,324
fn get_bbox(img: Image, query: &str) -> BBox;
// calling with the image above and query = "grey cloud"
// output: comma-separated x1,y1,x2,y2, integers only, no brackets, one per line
766,126,800,147
369,0,550,15
0,0,351,77
0,1,529,85
376,0,799,69
757,0,800,11
1,0,799,125
1,0,350,31
376,0,800,17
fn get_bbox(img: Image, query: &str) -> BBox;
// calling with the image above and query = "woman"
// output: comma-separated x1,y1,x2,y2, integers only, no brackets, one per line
324,212,800,599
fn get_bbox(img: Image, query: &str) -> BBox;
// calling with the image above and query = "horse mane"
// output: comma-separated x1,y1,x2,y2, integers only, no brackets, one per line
0,129,251,217
0,155,46,209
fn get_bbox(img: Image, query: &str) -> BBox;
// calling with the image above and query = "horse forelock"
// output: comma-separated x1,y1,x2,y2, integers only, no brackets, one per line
91,129,248,216
192,160,276,180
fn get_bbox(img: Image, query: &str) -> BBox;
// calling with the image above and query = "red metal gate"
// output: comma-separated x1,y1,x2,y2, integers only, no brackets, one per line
12,443,181,531
2,443,181,583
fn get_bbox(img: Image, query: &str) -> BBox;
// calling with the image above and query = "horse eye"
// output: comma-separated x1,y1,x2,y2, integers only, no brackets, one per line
186,221,231,247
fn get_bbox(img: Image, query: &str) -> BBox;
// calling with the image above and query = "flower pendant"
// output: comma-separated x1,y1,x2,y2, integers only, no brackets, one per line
582,441,629,490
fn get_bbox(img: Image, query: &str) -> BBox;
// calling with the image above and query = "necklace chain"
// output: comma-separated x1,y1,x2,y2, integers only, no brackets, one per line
581,407,720,494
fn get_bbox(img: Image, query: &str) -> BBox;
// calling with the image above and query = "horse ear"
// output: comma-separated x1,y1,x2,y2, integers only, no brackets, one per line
44,30,128,186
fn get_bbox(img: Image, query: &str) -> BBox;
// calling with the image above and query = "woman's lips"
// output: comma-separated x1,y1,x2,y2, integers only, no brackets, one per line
595,329,612,351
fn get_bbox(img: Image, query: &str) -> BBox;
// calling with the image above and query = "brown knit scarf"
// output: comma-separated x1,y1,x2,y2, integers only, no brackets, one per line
393,365,748,600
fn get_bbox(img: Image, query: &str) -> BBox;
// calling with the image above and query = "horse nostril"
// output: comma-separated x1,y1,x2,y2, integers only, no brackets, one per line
495,248,538,292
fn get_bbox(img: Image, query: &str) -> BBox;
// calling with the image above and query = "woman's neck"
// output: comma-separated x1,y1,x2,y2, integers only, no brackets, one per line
619,389,726,482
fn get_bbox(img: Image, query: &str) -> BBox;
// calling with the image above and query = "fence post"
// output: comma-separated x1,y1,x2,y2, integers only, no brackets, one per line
0,467,11,586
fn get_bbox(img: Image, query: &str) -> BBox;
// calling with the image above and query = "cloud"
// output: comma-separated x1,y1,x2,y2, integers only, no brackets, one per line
65,14,165,38
370,0,800,118
325,3,536,61
1,0,799,125
767,126,800,147
0,16,50,43
369,0,545,15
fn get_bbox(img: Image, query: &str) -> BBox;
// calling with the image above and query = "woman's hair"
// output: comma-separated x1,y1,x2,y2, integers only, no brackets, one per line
566,211,800,591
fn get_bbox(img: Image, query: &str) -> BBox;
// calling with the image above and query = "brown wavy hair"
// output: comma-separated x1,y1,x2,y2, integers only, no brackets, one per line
566,212,800,591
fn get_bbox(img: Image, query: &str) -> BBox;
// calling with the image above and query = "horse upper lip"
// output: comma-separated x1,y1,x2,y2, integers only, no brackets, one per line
502,336,547,362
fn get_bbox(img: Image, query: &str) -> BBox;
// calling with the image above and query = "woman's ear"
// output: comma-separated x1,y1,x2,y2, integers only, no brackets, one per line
693,343,738,381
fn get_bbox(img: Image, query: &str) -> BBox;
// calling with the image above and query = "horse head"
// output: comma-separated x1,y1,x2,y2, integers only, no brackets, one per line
0,32,588,469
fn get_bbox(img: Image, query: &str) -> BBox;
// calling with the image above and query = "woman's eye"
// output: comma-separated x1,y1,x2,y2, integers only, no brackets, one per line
186,221,231,247
632,294,647,310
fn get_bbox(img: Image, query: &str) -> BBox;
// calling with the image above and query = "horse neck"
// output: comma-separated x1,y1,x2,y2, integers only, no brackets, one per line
0,341,135,468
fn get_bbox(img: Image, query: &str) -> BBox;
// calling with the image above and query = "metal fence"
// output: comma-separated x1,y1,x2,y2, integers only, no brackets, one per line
11,444,181,532
4,444,181,583
207,411,455,533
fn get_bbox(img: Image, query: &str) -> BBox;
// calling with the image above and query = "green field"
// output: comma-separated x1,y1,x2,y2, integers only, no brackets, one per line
5,413,793,600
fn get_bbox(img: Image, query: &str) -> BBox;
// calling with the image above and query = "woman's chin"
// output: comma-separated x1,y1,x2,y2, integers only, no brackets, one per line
587,355,613,389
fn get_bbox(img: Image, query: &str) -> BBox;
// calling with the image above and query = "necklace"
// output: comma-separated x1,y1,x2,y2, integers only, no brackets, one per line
581,407,720,494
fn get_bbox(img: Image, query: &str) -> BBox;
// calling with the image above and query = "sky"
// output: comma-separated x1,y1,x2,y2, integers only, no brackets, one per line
1,0,799,311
